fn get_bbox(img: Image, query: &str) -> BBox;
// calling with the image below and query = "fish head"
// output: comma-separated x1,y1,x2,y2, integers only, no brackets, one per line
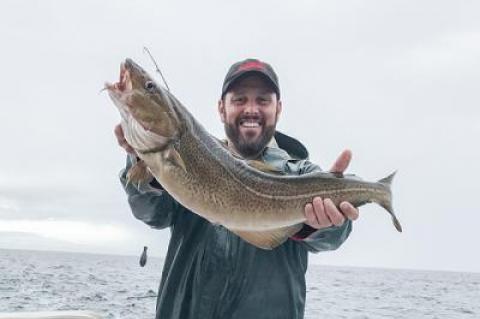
105,59,180,152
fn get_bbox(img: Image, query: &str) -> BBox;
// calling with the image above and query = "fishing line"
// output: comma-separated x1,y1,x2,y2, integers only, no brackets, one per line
143,46,171,91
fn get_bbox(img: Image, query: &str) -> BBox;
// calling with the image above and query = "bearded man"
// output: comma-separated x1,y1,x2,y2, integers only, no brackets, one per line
115,58,359,319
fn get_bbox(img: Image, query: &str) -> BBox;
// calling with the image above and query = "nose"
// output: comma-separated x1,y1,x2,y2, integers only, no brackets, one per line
243,100,260,115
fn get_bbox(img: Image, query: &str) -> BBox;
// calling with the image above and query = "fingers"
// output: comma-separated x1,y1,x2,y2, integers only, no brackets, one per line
312,197,331,226
304,197,359,229
323,198,346,226
305,203,321,228
339,201,359,220
305,197,345,229
329,149,352,173
305,197,332,229
114,124,136,154
114,124,125,145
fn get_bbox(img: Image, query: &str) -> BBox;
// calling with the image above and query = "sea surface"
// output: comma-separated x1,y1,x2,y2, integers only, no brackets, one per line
0,249,478,318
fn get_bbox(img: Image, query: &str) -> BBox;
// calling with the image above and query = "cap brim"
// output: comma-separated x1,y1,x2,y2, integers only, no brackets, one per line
222,70,279,98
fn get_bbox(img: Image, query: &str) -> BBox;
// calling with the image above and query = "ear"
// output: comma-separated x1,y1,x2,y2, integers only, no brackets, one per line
276,100,282,121
218,99,226,123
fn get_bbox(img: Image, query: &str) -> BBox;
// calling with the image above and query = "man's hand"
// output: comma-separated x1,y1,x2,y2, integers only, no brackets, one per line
304,149,359,229
114,124,136,155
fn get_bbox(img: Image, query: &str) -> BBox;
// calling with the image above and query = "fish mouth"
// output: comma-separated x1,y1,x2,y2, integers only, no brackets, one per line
104,61,137,126
105,62,133,96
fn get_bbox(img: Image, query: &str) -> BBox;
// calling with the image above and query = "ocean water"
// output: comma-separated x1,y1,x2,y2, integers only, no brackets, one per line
0,249,478,318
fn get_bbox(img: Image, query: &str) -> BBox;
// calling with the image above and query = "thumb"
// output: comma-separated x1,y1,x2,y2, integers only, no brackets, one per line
114,124,125,140
329,149,352,173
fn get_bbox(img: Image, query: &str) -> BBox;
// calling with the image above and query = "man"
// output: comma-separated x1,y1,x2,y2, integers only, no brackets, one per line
115,58,359,319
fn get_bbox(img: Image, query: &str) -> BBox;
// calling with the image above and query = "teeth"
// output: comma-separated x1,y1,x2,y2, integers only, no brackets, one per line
241,122,260,128
240,118,262,127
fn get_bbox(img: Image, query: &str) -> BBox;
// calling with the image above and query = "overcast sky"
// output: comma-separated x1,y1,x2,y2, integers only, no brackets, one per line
0,0,479,273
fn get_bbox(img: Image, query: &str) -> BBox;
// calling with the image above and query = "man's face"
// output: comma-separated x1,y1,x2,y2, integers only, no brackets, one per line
218,74,282,159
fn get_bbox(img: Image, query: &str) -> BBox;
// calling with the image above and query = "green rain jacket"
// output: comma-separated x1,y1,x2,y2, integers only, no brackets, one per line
120,131,352,319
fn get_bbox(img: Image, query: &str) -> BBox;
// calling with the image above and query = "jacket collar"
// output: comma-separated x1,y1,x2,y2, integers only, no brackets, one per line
272,131,309,160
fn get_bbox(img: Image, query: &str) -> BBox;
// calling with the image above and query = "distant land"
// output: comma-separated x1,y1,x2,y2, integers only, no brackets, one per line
0,232,144,257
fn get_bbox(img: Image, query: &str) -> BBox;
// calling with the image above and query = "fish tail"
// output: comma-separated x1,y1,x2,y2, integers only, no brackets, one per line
379,201,403,232
377,171,402,232
377,170,397,186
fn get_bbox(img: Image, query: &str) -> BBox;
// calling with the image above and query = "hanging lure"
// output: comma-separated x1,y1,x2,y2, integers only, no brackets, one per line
139,246,148,267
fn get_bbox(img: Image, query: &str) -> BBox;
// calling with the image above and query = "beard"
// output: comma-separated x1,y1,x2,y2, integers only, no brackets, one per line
224,118,277,159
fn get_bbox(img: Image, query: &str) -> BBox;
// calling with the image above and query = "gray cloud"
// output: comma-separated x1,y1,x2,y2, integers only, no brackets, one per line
0,0,479,272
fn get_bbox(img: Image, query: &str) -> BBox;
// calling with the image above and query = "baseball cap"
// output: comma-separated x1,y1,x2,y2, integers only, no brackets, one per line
221,58,280,98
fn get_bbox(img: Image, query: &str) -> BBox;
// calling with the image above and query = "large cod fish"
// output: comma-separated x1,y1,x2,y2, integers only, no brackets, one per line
105,58,402,249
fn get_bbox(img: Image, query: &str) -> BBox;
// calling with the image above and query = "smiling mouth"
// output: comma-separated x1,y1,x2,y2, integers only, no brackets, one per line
239,117,263,128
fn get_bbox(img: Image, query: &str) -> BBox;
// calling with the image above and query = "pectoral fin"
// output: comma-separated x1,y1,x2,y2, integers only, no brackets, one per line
247,160,284,175
165,147,187,173
127,160,153,186
230,224,304,250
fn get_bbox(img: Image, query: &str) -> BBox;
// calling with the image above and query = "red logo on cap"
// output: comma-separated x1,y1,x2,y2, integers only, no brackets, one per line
237,61,266,72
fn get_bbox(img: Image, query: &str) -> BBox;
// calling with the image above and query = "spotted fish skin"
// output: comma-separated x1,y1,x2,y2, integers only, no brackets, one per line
105,58,401,249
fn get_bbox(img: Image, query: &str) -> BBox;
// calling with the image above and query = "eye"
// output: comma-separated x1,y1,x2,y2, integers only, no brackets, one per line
232,96,245,104
145,81,156,91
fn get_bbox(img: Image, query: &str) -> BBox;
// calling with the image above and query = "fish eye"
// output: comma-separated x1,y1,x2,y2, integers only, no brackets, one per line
145,81,156,91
